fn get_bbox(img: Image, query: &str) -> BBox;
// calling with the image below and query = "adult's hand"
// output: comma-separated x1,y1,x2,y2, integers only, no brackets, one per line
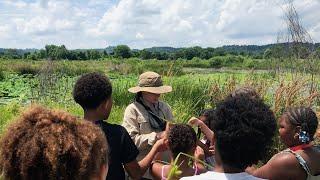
156,131,165,140
154,138,168,152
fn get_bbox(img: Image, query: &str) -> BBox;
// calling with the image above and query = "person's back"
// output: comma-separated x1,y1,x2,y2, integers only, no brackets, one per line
294,145,320,180
94,120,140,179
0,106,108,180
181,171,264,180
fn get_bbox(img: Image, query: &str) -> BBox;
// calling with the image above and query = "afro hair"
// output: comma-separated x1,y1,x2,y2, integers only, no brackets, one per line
73,72,112,109
212,93,276,169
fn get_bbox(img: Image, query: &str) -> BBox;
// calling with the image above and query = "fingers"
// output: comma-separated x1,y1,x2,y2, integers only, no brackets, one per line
194,146,205,160
188,117,200,126
208,145,215,156
155,138,168,152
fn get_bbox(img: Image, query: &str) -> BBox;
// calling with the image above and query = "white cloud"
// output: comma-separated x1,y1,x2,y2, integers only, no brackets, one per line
88,0,320,48
0,0,319,49
135,32,144,39
0,25,12,39
2,0,28,8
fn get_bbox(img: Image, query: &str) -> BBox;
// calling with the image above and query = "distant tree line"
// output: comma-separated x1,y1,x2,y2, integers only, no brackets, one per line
0,43,319,60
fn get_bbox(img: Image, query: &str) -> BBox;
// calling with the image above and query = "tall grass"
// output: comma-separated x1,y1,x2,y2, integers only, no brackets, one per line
1,61,319,159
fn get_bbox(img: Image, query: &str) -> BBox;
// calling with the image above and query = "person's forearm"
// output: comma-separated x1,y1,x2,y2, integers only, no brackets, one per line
199,123,214,141
138,143,159,175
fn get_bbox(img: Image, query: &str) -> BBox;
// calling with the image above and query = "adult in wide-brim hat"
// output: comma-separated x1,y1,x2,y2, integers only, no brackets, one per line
128,71,172,94
122,71,174,179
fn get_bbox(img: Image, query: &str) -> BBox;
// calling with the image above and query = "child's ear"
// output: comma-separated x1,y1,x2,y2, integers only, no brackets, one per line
294,126,302,139
295,126,302,133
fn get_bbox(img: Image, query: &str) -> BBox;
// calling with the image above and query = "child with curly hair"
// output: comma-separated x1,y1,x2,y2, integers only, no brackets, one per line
251,107,320,180
0,106,108,180
150,124,206,180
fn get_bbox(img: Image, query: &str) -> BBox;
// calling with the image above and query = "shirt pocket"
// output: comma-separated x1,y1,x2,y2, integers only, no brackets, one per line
137,115,153,134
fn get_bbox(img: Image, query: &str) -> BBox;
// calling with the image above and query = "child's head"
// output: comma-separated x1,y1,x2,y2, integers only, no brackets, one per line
279,107,318,146
231,86,260,100
168,124,197,158
0,106,108,180
198,109,215,129
73,72,112,119
212,93,276,170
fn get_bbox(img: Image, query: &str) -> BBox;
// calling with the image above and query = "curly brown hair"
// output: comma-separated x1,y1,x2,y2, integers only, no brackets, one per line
168,124,197,158
0,106,108,180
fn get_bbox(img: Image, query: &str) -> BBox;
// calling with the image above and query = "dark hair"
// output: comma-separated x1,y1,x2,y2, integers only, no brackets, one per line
284,107,318,141
0,106,108,180
199,109,215,129
199,109,213,117
73,72,112,109
212,94,276,170
231,86,260,100
168,124,197,158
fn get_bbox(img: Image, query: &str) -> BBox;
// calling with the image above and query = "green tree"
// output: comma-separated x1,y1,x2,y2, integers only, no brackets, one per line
140,49,153,59
87,50,102,59
45,44,69,60
263,48,272,59
38,49,47,59
213,48,226,56
114,45,131,58
316,47,320,59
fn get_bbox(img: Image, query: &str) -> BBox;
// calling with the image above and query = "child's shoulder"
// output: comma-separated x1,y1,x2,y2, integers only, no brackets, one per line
99,121,128,135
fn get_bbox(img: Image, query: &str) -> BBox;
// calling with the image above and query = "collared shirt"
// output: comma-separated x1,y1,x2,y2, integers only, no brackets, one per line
122,100,173,160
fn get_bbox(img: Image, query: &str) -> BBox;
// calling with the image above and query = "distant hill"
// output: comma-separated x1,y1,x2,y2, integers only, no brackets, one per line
0,48,37,55
221,44,274,55
221,43,320,55
1,43,319,55
144,47,182,53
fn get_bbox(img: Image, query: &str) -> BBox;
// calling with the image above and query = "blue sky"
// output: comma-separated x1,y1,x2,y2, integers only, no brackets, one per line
0,0,319,49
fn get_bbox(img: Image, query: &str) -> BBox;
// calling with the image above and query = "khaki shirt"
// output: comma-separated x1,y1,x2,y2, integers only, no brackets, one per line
122,100,173,161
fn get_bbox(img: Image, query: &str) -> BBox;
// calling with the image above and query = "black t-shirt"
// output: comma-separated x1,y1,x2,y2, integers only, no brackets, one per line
95,120,139,180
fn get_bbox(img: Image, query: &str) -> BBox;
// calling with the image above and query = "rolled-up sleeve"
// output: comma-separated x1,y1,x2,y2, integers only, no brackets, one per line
122,104,157,150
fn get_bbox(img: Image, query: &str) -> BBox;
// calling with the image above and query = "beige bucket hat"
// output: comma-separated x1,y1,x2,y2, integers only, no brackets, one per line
128,71,172,94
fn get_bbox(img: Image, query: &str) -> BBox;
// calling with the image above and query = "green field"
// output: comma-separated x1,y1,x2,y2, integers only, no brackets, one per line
1,59,320,157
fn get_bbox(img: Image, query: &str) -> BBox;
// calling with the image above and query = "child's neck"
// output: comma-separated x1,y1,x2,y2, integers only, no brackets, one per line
84,110,103,122
214,148,243,174
214,164,243,174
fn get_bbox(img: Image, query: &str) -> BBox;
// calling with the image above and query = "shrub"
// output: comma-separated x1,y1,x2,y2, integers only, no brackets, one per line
223,55,244,65
243,58,257,69
0,69,4,81
209,57,223,68
13,64,39,75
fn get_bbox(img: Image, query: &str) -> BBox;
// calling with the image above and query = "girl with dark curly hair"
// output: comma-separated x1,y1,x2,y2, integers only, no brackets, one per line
150,124,206,180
